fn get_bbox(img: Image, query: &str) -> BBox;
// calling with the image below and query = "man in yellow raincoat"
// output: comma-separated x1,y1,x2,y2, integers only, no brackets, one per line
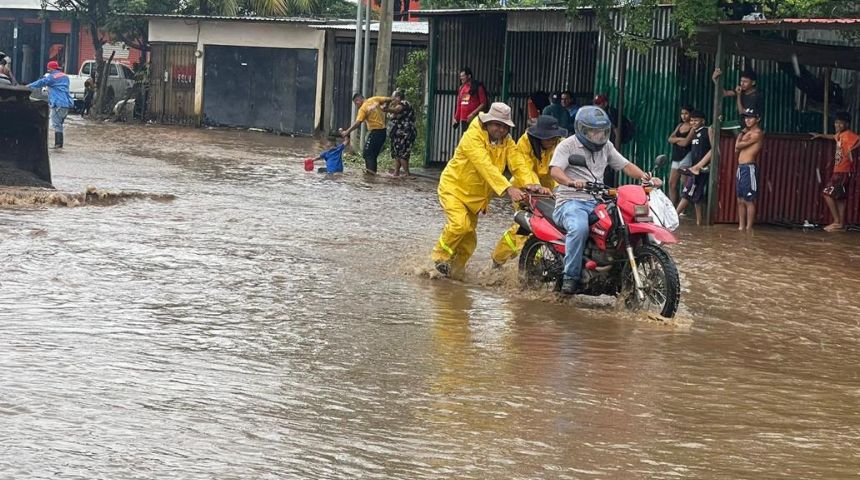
432,102,549,279
491,115,567,267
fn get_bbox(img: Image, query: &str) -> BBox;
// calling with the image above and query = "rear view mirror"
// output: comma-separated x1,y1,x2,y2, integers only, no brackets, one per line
568,154,587,168
653,154,668,169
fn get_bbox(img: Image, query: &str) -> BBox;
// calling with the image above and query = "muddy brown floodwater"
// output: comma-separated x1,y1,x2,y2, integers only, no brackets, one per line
1,118,859,479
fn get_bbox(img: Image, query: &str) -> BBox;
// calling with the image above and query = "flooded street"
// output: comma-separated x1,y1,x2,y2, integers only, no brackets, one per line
2,119,860,479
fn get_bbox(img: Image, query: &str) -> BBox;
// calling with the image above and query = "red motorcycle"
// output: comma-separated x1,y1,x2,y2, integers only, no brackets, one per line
515,155,681,318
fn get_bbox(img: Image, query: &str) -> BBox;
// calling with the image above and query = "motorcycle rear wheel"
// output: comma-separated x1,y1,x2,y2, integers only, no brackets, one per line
620,244,681,318
518,236,563,292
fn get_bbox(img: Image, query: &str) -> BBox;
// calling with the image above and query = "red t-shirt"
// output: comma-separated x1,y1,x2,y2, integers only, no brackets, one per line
455,82,487,121
834,130,859,174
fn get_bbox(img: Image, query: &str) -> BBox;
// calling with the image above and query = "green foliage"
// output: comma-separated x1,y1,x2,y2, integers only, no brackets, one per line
394,50,428,162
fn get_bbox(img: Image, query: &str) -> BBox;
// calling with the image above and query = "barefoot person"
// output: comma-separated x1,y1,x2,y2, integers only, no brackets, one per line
735,108,764,230
384,90,417,178
812,112,860,232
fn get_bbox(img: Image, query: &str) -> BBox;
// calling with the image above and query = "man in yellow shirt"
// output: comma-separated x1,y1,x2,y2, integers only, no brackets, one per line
491,115,566,267
340,93,392,174
431,102,549,279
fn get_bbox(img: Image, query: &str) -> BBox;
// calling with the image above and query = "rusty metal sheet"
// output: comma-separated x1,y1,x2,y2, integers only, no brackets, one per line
148,43,198,125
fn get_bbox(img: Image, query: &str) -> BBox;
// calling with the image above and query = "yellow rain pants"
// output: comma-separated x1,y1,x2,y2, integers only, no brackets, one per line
432,121,540,278
490,133,559,265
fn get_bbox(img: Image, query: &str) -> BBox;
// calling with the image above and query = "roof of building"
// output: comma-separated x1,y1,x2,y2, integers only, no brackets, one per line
133,13,326,23
312,21,428,35
414,6,566,16
0,0,56,10
715,17,860,31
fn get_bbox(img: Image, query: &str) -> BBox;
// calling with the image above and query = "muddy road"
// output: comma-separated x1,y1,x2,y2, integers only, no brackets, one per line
1,120,859,479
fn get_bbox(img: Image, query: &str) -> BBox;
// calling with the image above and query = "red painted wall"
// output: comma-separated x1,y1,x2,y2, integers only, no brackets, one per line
77,29,142,72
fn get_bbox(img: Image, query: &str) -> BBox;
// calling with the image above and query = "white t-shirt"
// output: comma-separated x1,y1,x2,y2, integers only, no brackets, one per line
549,136,630,204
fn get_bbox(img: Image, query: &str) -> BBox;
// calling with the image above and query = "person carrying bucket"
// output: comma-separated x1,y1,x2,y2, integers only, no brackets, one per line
431,102,550,280
490,115,566,267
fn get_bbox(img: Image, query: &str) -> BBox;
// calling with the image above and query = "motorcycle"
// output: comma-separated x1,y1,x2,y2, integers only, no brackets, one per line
514,154,681,318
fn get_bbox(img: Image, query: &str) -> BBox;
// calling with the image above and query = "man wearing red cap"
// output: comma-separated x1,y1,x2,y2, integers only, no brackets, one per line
27,60,74,148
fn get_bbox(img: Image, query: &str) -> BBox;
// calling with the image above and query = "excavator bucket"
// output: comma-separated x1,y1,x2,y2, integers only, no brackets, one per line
0,85,52,188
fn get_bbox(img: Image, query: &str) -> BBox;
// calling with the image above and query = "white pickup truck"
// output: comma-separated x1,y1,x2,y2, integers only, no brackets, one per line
68,60,136,108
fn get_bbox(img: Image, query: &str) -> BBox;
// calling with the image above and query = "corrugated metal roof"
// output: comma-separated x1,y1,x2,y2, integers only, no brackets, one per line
718,18,860,30
313,21,428,35
415,4,675,16
132,13,325,23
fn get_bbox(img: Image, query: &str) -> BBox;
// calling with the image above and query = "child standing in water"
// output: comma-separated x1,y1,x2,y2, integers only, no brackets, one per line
307,134,350,176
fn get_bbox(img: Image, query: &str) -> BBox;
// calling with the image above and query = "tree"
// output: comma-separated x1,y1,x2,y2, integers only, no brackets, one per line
565,0,859,52
195,0,356,16
43,0,113,114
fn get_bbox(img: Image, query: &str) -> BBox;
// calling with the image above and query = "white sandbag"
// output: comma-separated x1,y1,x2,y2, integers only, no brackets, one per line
649,188,679,232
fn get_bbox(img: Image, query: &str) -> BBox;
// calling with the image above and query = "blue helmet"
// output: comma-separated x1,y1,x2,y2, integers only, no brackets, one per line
574,106,611,152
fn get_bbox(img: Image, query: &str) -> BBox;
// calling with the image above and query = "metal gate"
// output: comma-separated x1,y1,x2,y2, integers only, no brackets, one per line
149,43,198,125
427,14,506,166
203,45,318,135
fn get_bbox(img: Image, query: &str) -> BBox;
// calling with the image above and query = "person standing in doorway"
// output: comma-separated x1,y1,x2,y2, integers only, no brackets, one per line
452,67,487,132
667,105,695,206
735,108,764,231
812,112,860,232
340,93,392,174
27,60,73,149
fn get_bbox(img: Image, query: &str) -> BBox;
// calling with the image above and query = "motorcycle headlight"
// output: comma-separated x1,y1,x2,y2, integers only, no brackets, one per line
634,205,649,216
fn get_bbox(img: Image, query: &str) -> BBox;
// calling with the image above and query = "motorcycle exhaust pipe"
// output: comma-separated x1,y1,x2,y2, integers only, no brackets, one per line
514,210,532,235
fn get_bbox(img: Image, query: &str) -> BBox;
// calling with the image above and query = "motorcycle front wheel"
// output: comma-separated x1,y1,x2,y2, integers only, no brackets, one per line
620,244,681,318
518,236,563,292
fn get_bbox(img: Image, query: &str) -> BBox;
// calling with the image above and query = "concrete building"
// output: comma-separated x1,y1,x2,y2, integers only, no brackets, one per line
146,15,326,134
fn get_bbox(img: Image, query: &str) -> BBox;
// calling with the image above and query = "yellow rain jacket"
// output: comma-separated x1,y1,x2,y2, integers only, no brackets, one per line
491,132,561,265
432,121,540,279
511,132,558,190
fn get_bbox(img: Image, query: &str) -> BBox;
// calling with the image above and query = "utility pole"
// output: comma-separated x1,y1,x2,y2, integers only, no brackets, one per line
373,0,393,96
361,0,372,147
349,0,363,147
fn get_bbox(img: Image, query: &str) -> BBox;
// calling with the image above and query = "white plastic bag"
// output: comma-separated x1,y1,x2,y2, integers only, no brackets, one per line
649,188,679,232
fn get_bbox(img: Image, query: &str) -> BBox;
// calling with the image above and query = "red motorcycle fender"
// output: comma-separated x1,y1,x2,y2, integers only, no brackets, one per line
530,216,565,243
627,222,678,244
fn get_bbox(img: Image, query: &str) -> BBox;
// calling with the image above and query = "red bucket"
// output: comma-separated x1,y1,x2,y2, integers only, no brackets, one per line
303,158,315,172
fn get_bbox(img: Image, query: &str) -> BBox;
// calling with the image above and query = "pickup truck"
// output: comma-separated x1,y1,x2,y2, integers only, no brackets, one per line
68,60,136,109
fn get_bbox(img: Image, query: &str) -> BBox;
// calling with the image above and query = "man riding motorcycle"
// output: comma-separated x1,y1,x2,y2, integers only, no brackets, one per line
549,106,663,295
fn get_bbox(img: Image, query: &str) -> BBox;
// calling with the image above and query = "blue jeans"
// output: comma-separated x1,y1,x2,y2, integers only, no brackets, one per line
51,107,68,133
553,199,597,281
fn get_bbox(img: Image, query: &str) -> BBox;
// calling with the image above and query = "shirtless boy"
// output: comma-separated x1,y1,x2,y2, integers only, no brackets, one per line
735,108,764,230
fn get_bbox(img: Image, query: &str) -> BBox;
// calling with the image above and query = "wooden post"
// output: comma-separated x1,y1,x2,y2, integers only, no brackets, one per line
706,29,723,226
823,67,831,135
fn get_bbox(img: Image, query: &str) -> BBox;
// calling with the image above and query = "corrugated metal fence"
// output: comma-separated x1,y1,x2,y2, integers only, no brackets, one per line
714,133,860,226
332,39,426,132
428,14,506,165
148,43,198,125
506,30,598,139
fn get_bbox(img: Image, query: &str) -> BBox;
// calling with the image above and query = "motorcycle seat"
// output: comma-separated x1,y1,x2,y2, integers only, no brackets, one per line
536,198,568,234
535,197,599,234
